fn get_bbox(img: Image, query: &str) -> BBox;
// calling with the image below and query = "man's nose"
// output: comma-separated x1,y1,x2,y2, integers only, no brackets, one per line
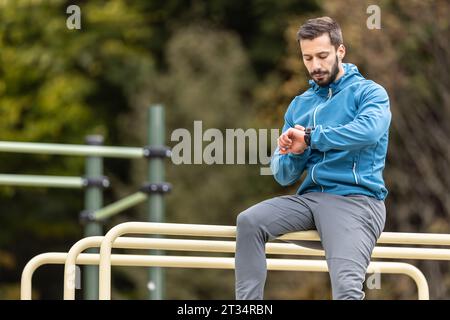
312,58,322,71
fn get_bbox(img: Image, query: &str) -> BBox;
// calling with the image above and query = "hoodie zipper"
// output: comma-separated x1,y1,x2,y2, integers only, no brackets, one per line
352,161,359,185
311,88,333,192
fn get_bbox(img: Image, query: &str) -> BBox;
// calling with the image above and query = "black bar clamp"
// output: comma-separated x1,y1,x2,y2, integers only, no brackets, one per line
140,182,172,194
79,209,96,224
82,176,110,189
143,146,172,158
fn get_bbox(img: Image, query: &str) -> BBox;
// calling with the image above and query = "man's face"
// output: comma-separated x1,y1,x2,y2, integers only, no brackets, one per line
300,33,343,87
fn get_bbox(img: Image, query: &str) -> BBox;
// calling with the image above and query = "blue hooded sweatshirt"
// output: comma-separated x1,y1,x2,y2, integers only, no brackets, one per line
270,63,391,200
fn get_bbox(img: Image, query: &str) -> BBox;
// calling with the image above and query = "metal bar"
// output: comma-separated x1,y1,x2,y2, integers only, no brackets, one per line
83,135,104,300
0,174,83,188
97,217,450,302
0,141,144,158
91,221,450,245
97,222,450,299
64,234,450,300
92,192,148,221
22,252,429,300
113,238,450,260
375,232,450,246
148,104,165,300
65,237,104,299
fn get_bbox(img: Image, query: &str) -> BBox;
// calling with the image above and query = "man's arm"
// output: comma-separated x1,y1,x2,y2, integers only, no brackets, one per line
309,84,391,152
270,114,310,186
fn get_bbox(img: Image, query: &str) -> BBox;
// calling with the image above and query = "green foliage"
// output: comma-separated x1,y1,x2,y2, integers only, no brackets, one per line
0,0,156,298
0,0,448,300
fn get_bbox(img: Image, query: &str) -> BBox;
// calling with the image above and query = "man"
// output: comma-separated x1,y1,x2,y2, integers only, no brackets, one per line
235,17,391,300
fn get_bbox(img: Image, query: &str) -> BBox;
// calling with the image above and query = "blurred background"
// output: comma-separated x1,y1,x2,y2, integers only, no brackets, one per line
0,0,449,299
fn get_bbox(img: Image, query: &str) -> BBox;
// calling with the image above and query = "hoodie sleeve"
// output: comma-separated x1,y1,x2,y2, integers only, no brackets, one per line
310,84,391,152
270,99,311,186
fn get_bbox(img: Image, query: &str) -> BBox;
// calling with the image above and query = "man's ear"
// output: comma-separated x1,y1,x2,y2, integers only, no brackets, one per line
337,44,346,61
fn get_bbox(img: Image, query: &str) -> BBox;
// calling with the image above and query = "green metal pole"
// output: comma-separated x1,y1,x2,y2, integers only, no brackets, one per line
92,192,148,221
0,141,144,158
0,174,84,188
83,135,104,300
148,105,165,300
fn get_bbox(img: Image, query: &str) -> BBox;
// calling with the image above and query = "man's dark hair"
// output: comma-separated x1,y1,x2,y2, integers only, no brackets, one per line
297,17,343,49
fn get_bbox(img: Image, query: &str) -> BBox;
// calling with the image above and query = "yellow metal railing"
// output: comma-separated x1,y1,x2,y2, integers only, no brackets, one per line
21,222,450,300
21,252,429,300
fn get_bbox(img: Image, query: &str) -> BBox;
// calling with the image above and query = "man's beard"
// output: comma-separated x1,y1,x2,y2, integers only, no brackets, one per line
310,55,340,87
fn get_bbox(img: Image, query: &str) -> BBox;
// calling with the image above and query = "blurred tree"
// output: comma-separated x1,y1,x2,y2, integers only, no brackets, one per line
121,23,264,299
135,0,319,75
0,0,156,298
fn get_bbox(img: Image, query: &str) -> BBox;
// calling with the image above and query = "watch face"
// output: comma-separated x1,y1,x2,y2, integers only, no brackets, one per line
305,134,311,146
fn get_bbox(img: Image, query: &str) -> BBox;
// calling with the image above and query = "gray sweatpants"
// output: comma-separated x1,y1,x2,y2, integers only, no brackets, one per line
235,192,386,300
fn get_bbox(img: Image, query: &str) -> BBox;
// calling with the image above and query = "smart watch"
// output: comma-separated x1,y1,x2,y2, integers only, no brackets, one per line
304,127,315,147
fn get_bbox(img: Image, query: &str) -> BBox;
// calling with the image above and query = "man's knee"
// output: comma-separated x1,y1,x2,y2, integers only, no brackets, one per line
236,203,271,239
236,208,260,232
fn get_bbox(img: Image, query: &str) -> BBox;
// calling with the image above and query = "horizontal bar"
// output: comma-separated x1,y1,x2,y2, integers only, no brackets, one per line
113,237,450,261
65,235,449,300
0,141,144,158
99,222,449,299
376,232,450,246
21,252,429,300
93,192,148,221
102,222,450,246
0,174,84,188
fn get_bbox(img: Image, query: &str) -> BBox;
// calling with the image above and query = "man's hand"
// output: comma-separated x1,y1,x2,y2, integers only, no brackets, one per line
278,125,308,155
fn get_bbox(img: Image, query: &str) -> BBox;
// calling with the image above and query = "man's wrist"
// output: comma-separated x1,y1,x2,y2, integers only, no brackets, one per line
289,151,305,157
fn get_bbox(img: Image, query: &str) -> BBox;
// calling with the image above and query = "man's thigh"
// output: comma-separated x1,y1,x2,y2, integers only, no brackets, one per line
237,195,316,240
305,192,386,266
